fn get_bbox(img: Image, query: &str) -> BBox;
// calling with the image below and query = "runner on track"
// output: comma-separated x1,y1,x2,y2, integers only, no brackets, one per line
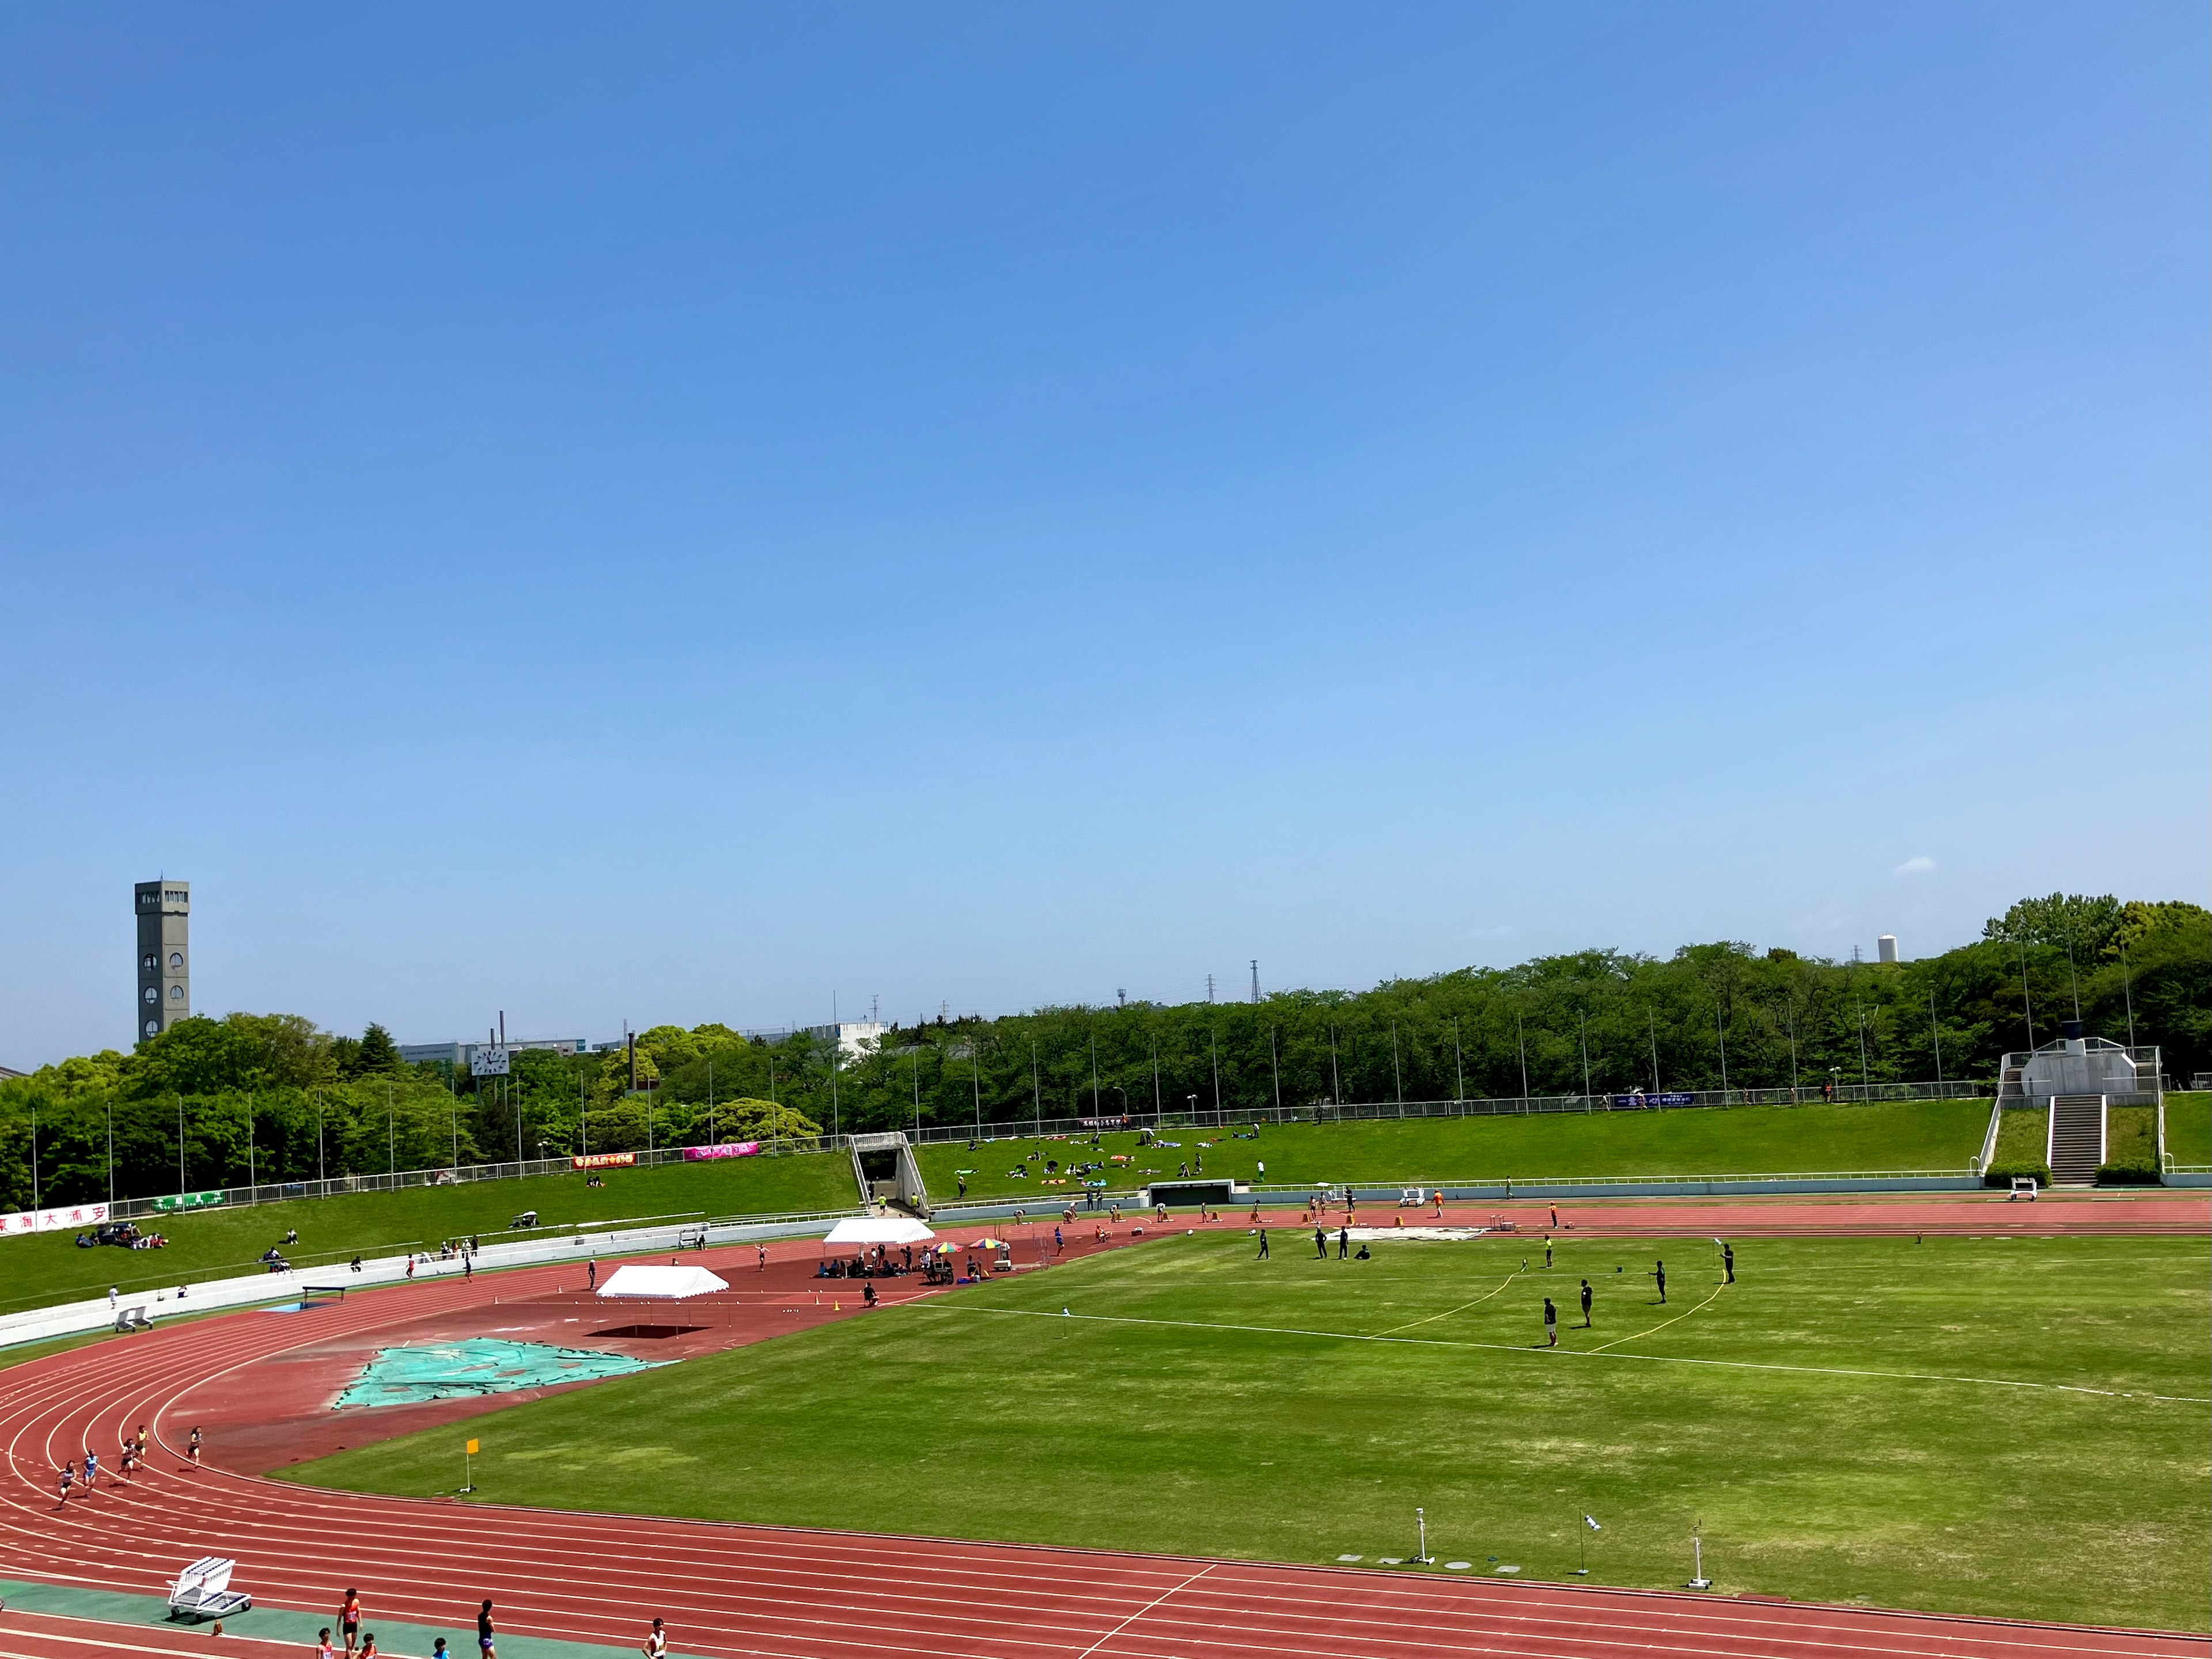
478,1600,497,1659
188,1426,203,1468
84,1448,99,1487
339,1587,363,1656
118,1438,138,1482
641,1618,668,1659
56,1460,75,1508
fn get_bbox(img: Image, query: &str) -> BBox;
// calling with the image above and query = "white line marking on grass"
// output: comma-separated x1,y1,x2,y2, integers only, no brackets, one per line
1070,1559,1214,1658
1371,1270,1524,1336
1585,1279,1728,1354
923,1305,2212,1404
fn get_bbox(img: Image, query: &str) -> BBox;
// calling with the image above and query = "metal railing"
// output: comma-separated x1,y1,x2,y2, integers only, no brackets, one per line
900,1077,1997,1147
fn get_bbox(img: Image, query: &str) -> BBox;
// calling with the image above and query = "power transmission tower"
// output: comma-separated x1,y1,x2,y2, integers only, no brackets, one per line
1250,960,1260,1003
1206,974,1215,1003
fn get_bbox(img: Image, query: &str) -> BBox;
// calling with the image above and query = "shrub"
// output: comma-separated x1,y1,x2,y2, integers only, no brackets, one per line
2094,1162,2161,1187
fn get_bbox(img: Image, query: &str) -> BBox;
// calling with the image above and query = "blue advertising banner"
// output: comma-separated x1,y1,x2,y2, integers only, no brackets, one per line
1611,1091,1696,1108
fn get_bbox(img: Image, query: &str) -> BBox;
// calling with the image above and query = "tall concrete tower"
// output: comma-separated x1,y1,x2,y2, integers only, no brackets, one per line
135,880,190,1042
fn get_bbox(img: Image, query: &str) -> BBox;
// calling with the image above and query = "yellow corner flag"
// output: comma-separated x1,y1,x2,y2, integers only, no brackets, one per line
465,1438,479,1456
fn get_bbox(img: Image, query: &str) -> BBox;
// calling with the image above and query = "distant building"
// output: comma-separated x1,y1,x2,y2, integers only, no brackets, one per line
1877,934,1899,965
135,880,190,1043
804,1021,888,1061
0,1064,26,1081
398,1036,596,1069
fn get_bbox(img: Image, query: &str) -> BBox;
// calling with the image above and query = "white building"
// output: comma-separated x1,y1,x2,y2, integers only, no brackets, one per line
804,1021,888,1062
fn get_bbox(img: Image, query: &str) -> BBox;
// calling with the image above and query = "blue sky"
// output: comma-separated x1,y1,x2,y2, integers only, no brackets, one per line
2,5,2205,1063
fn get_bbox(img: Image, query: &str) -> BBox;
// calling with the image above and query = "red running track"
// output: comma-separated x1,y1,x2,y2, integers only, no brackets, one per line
2,1229,2206,1659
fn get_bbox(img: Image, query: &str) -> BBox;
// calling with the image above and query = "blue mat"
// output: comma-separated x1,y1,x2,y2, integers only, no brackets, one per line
336,1338,662,1409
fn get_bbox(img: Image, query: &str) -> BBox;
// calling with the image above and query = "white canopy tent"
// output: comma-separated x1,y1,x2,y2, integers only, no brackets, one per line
822,1217,935,1247
596,1264,729,1300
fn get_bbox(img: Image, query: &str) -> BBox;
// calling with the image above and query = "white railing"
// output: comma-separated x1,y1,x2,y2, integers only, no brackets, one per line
1975,1097,2003,1175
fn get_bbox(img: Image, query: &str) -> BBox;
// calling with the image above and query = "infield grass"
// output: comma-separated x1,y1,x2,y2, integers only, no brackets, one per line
291,1227,2211,1631
919,1097,1989,1205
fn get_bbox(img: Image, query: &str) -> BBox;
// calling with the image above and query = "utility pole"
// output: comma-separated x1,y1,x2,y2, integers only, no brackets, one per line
1210,1031,1222,1115
1578,1011,1593,1106
914,1047,923,1136
1270,1027,1282,1112
1031,1042,1041,1127
106,1097,115,1205
1516,1010,1529,1102
1151,1041,1161,1116
1452,1017,1465,1101
1390,1024,1403,1104
1929,991,1943,1085
177,1092,185,1198
1714,1006,1729,1099
1090,1034,1101,1114
1647,1010,1661,1093
1329,1025,1342,1106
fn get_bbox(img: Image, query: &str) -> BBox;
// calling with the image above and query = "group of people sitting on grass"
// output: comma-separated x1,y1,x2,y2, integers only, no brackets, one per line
75,1222,168,1250
817,1243,919,1281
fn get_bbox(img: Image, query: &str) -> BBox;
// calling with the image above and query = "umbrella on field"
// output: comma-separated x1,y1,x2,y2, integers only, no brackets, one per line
973,1237,1006,1249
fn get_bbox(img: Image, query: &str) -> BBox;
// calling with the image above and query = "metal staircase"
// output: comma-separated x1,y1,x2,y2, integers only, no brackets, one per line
2046,1094,2106,1186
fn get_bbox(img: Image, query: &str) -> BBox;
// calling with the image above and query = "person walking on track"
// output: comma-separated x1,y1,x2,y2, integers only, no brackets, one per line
1255,1228,1269,1260
477,1600,497,1659
1543,1298,1558,1347
641,1619,668,1659
1580,1278,1593,1327
339,1588,362,1657
187,1427,203,1469
588,1259,597,1291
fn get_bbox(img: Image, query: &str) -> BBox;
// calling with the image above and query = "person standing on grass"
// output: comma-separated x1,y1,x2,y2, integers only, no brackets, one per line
1653,1259,1666,1304
1543,1298,1558,1347
339,1588,363,1657
1580,1278,1593,1327
1313,1227,1328,1259
641,1618,668,1659
1544,1237,1553,1269
478,1600,497,1659
1337,1226,1350,1260
1722,1243,1734,1284
1255,1228,1270,1260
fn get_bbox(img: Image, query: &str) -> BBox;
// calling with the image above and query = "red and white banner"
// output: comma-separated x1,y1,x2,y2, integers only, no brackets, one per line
683,1141,763,1162
0,1202,111,1239
570,1152,637,1170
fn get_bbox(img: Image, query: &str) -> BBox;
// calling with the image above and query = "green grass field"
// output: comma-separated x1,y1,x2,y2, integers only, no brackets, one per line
0,1152,856,1317
2164,1093,2210,1165
292,1228,2210,1630
919,1098,1990,1204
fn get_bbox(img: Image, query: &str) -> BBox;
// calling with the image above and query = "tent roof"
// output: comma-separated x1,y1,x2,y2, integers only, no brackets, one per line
823,1217,935,1246
596,1264,728,1300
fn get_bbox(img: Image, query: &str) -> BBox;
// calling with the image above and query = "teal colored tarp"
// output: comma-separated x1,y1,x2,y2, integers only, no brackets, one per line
336,1338,662,1409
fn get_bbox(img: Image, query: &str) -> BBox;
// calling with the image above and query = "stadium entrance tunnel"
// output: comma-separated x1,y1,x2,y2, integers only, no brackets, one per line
334,1338,664,1408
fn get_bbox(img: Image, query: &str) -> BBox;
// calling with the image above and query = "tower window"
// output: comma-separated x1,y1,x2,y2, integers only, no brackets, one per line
169,951,184,970
144,987,157,1005
143,953,157,973
145,1020,160,1037
169,985,185,1001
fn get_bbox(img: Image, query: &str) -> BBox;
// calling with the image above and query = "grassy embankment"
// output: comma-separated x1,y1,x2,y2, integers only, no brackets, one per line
293,1228,2212,1631
0,1152,856,1318
2161,1092,2210,1165
918,1097,1989,1205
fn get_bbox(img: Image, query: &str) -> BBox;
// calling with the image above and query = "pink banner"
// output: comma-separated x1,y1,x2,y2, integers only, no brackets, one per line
683,1141,763,1162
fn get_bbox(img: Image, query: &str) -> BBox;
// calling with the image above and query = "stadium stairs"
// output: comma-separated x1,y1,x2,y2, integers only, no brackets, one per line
2046,1093,2107,1186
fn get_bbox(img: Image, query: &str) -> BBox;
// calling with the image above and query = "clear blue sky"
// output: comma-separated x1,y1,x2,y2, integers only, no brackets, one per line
2,5,2205,1064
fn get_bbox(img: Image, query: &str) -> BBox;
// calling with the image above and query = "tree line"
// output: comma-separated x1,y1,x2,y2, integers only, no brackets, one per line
2,892,2202,1211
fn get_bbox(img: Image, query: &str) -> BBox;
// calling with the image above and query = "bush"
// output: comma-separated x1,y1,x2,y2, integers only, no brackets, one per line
2095,1163,2162,1187
1983,1161,2052,1190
